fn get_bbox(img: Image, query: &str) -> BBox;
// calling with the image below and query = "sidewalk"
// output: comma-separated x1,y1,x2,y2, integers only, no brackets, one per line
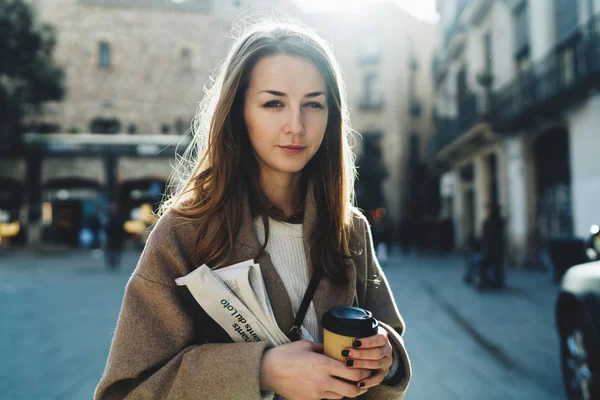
0,249,140,400
383,250,563,399
0,248,564,399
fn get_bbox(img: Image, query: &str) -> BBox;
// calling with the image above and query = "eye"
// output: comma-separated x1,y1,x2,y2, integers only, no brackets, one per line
263,100,283,108
304,102,324,109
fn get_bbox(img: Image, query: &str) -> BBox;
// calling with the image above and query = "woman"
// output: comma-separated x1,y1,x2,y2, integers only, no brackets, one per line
95,20,411,400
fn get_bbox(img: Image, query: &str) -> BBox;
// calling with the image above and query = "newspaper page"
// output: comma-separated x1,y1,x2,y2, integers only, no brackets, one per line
213,261,290,345
175,262,290,346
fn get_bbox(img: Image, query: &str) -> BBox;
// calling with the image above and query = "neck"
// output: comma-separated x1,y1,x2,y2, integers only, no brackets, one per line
259,171,304,217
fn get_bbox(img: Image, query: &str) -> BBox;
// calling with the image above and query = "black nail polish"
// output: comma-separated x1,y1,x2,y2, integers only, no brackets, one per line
346,359,354,367
353,340,362,348
341,349,350,357
359,382,365,388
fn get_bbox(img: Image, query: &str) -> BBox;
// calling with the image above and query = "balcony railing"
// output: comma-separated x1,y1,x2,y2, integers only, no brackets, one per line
436,0,470,83
493,12,600,131
427,94,479,160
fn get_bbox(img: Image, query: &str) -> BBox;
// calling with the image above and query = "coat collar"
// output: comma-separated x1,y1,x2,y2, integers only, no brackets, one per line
221,180,356,336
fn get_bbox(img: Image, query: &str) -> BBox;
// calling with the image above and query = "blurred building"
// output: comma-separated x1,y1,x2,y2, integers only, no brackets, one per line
429,0,600,264
310,1,437,235
0,0,435,248
0,0,302,247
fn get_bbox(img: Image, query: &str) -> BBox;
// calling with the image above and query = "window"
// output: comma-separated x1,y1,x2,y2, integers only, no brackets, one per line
181,48,192,70
559,48,576,87
514,0,530,57
362,73,382,108
516,53,531,74
99,42,111,68
360,37,380,63
174,117,188,134
555,0,579,44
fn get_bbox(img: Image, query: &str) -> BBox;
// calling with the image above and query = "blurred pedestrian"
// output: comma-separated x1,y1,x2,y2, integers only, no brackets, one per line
105,203,125,270
89,210,102,249
481,202,505,288
370,208,390,264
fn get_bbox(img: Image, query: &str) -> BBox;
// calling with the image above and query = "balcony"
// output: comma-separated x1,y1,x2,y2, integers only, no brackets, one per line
492,12,600,132
427,94,479,160
410,97,422,118
460,0,493,27
433,53,448,86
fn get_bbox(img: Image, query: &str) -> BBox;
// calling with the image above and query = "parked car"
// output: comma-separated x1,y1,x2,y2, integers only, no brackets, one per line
555,225,600,400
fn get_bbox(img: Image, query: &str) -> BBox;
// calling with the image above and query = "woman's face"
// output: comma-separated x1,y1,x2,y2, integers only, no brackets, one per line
243,54,328,180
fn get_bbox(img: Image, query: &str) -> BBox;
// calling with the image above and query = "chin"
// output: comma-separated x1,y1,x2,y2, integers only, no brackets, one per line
273,160,309,174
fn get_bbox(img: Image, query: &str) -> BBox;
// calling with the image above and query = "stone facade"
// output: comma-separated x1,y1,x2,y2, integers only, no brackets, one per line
311,2,436,223
4,0,436,246
29,0,233,135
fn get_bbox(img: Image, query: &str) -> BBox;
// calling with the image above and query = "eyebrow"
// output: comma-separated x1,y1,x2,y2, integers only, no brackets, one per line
260,90,326,98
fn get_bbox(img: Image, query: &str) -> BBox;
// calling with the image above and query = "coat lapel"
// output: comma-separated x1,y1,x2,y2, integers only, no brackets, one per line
302,181,356,326
223,193,296,334
224,180,357,338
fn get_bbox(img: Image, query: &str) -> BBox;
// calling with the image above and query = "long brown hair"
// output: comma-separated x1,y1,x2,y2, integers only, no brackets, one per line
160,20,357,282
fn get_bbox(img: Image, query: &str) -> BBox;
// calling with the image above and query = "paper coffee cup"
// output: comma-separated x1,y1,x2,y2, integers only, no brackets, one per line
322,306,379,362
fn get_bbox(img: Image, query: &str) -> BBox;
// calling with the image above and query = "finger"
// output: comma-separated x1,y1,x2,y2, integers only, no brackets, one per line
343,345,390,361
352,328,388,349
322,388,368,399
322,378,368,399
329,359,372,382
321,392,343,399
357,368,388,389
345,356,392,370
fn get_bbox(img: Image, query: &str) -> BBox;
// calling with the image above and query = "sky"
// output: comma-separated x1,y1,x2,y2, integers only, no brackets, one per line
293,0,439,22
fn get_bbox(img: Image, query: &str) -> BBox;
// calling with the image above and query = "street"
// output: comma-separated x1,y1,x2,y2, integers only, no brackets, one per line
1,248,564,399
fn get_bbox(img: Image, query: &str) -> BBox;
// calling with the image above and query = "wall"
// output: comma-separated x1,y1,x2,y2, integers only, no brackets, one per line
42,158,106,183
30,0,232,134
310,3,436,222
0,159,27,181
567,94,600,238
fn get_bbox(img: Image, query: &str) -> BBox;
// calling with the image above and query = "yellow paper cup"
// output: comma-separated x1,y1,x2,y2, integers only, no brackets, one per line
322,306,379,363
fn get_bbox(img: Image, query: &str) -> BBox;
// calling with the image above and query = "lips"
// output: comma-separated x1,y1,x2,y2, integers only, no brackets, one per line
279,145,306,154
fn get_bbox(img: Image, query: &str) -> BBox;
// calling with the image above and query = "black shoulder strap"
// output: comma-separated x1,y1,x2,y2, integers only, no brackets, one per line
286,268,322,341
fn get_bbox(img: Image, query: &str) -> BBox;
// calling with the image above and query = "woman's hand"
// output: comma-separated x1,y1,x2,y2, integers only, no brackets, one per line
260,340,371,399
341,326,393,389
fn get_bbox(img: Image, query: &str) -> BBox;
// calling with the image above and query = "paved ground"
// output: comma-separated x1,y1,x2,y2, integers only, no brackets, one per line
382,251,563,400
0,247,565,399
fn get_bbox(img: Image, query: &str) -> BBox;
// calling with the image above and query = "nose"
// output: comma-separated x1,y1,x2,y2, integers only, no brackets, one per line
284,107,305,136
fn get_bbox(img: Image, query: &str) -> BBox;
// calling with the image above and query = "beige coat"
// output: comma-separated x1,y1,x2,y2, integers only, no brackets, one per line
95,183,411,399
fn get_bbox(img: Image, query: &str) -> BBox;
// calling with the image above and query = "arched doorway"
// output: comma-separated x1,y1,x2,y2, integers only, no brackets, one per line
0,177,25,245
43,177,104,246
119,178,166,246
533,126,573,240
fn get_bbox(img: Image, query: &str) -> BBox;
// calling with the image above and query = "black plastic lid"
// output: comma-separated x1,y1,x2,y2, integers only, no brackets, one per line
321,306,379,337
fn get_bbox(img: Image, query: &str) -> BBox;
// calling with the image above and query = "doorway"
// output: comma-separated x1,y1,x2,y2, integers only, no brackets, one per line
533,127,573,239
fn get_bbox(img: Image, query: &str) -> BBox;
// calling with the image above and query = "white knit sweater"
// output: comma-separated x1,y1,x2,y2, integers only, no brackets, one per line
253,216,320,342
